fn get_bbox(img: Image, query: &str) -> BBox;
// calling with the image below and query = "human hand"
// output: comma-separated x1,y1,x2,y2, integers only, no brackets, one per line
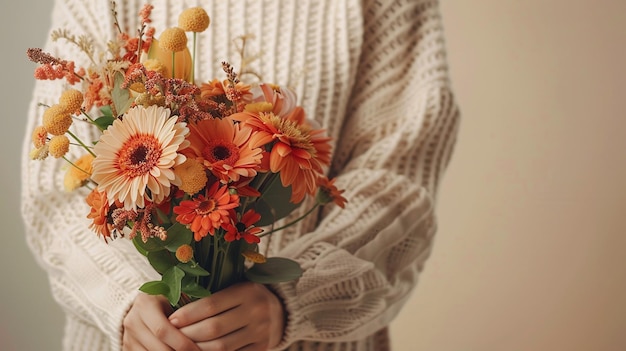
169,281,286,351
122,293,201,351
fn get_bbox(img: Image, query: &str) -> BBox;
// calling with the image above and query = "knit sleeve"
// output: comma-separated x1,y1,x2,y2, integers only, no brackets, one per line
20,1,155,350
270,0,460,347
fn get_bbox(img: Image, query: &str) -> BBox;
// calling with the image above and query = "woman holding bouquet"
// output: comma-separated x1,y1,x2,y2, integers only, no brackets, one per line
22,0,460,350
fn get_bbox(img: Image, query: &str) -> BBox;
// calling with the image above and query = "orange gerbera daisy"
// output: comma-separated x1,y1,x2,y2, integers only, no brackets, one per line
183,117,263,184
173,181,240,241
223,209,262,244
231,107,332,203
86,188,114,241
316,176,347,208
91,105,189,210
249,83,298,118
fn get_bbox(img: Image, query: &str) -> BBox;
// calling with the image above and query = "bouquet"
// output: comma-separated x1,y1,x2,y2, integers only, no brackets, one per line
26,3,346,307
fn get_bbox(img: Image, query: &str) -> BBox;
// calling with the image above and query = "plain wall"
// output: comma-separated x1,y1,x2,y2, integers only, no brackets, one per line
2,1,624,351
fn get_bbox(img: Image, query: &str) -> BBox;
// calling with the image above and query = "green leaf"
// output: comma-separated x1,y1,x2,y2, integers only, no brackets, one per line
132,236,149,256
139,281,170,296
163,223,193,252
252,178,301,226
132,235,166,253
147,250,176,274
245,257,303,284
99,105,113,117
162,266,185,306
182,279,212,298
177,262,210,277
93,115,115,131
112,72,134,116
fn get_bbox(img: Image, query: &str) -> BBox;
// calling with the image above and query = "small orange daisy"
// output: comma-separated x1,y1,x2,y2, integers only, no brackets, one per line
223,209,262,244
173,181,240,241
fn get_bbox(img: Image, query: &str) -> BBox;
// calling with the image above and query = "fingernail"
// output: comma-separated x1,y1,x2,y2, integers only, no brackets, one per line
170,317,180,327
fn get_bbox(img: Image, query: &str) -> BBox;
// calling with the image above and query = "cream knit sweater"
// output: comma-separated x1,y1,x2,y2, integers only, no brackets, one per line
21,0,460,350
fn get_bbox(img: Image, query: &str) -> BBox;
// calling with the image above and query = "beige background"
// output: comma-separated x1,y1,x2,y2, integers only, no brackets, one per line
2,1,625,350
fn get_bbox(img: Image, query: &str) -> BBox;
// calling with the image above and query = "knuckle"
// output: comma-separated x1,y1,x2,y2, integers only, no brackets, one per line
153,324,169,339
212,340,228,351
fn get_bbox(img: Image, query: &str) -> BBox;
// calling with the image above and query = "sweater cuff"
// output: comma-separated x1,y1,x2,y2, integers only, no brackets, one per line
106,288,140,351
268,279,307,350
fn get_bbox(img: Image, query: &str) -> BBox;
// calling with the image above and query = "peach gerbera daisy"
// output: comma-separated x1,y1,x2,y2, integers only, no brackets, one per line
91,105,189,210
231,107,332,203
183,117,263,184
173,181,240,241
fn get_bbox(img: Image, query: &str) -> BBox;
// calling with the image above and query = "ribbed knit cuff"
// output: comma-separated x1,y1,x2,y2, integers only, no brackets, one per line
268,280,307,351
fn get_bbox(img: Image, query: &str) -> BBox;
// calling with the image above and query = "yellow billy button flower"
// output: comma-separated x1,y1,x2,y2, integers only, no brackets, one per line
64,153,95,191
158,27,188,52
175,244,194,263
43,104,72,136
178,7,210,32
173,158,208,194
48,135,70,158
31,125,48,148
59,89,84,115
148,38,192,80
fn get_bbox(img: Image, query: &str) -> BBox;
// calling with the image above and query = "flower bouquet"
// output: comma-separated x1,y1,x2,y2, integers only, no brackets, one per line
27,3,345,307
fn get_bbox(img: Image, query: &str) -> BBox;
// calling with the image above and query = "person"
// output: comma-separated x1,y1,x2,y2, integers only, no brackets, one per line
21,0,460,350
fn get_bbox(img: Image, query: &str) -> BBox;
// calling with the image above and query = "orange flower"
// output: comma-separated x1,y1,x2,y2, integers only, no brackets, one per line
183,117,263,184
250,83,298,118
223,209,262,244
173,181,240,241
316,176,347,208
86,188,113,241
231,107,332,203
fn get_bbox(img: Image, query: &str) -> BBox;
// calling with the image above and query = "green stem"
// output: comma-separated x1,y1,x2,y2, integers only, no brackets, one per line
171,51,176,79
258,203,320,238
191,32,197,84
62,156,90,175
66,130,96,157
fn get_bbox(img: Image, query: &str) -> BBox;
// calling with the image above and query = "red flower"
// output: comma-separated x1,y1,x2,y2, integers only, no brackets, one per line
223,209,262,244
173,181,240,241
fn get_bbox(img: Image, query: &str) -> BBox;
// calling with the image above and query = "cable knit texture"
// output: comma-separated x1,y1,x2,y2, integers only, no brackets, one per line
21,0,460,350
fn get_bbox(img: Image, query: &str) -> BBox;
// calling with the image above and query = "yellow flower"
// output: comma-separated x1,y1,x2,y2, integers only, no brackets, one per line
48,135,70,158
142,59,167,76
173,158,208,194
31,125,48,148
178,7,210,32
64,154,95,191
242,250,266,264
43,104,72,136
59,89,83,115
244,102,274,114
147,38,192,81
175,244,194,263
158,27,188,52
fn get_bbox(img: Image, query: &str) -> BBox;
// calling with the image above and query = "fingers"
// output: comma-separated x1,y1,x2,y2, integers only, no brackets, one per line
195,326,264,351
123,311,174,351
169,287,242,327
124,293,201,351
178,306,245,342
